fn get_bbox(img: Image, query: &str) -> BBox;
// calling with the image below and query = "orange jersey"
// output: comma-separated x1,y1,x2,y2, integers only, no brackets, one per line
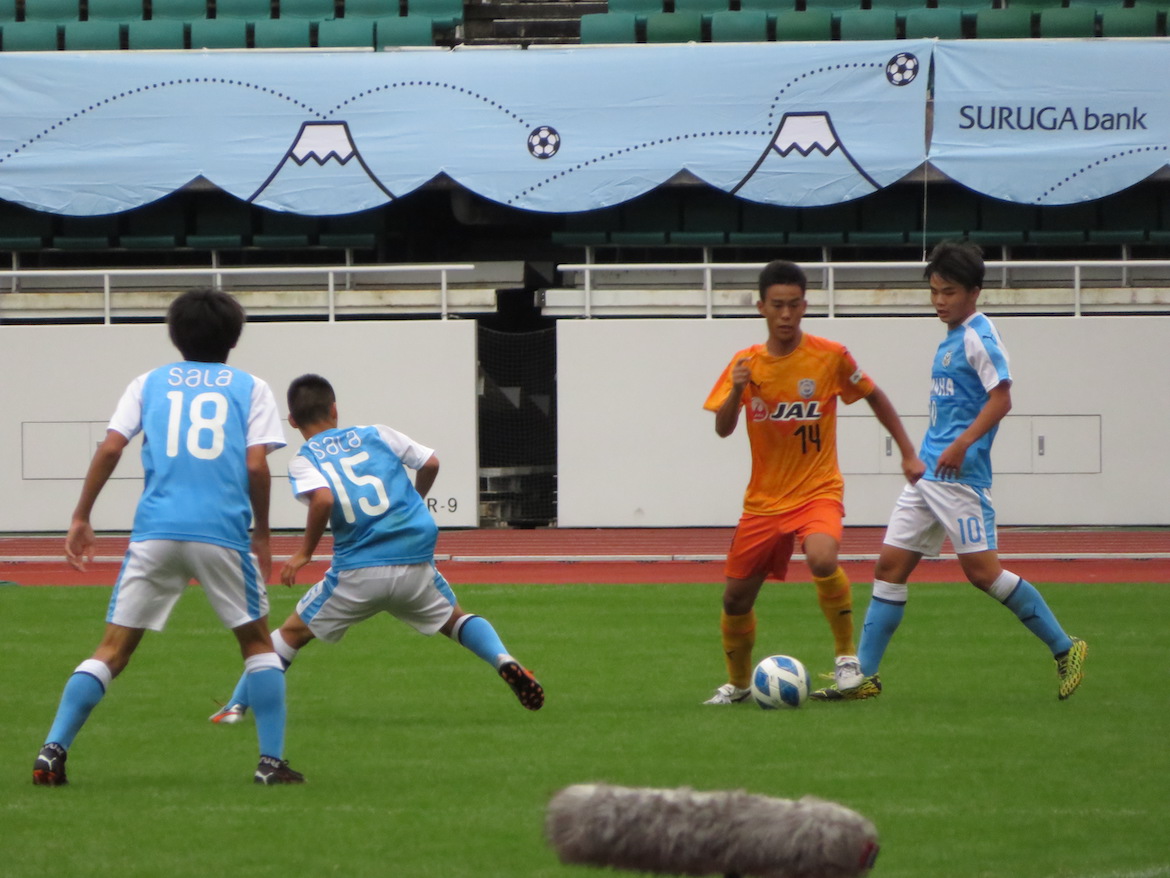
704,334,875,516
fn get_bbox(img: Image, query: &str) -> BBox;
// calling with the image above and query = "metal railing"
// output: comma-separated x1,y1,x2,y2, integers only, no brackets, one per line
0,263,477,323
556,257,1170,318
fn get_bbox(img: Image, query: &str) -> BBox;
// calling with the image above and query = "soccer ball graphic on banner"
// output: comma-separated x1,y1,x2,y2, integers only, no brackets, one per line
527,126,561,159
885,53,919,87
751,655,811,709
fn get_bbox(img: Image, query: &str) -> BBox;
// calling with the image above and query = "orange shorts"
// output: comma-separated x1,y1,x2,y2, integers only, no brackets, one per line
724,498,845,582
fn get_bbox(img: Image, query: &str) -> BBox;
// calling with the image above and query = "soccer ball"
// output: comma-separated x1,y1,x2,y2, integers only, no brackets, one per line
751,655,810,710
527,125,561,159
885,53,919,87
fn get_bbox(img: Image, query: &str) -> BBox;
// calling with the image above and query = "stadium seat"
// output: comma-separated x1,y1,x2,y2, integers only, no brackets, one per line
148,0,208,19
1098,6,1161,36
126,18,185,46
868,0,929,10
87,0,143,19
974,7,1033,38
551,209,620,247
252,211,317,248
1038,6,1097,37
0,202,53,250
120,199,188,248
1030,202,1096,246
837,8,898,40
252,17,311,45
319,210,382,250
787,202,857,248
644,11,702,42
376,14,433,45
673,0,728,21
728,202,798,248
341,0,398,16
709,9,768,40
1088,188,1159,246
0,0,15,21
803,0,861,11
214,0,272,19
187,198,253,249
316,16,374,46
277,0,335,16
63,19,122,46
903,7,964,39
54,216,114,250
774,9,832,40
971,198,1035,247
22,0,80,21
190,16,249,44
739,0,795,13
609,195,681,247
670,194,739,247
922,188,979,244
578,11,638,43
2,20,61,48
403,0,461,28
607,0,662,17
849,188,918,247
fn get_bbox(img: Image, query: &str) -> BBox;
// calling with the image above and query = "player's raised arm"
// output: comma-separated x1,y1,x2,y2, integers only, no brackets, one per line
714,358,752,437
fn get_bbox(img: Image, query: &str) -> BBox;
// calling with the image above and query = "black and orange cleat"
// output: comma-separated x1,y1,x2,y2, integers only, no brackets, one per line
499,661,544,711
33,742,68,786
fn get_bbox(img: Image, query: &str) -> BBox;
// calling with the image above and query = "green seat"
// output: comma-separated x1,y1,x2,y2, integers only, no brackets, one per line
1099,6,1160,36
710,9,769,41
974,7,1033,38
644,11,702,42
674,0,727,18
922,188,979,244
148,0,207,19
802,0,861,11
342,0,398,15
277,0,335,16
87,0,143,19
1030,202,1096,246
253,211,317,249
215,0,271,18
0,0,16,20
319,210,382,249
252,17,310,45
127,19,185,47
837,8,898,40
376,14,433,45
2,20,60,48
607,0,662,16
0,202,53,249
610,195,681,247
22,0,80,21
1038,6,1097,37
578,11,638,43
316,16,374,45
190,17,248,45
787,202,857,247
551,208,621,247
1088,189,1158,246
403,0,461,27
728,202,798,247
739,0,794,12
187,198,253,248
63,20,122,48
670,193,739,246
868,0,928,10
904,7,964,39
774,9,832,40
849,188,918,247
121,199,188,248
54,216,114,250
970,198,1035,247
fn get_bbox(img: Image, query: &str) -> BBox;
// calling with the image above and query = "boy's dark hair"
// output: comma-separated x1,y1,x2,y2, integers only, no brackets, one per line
758,260,807,299
288,374,336,426
924,240,985,291
167,287,245,363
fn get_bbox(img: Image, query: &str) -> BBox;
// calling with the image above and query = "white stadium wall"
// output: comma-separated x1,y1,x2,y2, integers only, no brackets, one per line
0,321,479,532
556,317,1170,527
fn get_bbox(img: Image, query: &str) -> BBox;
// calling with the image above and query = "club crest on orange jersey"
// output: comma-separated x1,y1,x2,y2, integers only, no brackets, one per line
798,378,816,399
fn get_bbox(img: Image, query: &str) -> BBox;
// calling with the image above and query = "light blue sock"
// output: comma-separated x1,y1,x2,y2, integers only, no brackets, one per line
997,576,1074,656
46,659,112,749
452,615,509,668
229,631,297,711
245,655,286,760
858,581,908,677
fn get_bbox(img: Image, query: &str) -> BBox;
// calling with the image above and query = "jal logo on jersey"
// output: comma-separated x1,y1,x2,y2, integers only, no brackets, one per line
748,396,822,422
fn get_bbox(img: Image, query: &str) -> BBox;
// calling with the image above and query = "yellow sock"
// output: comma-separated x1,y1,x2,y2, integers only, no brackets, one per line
814,567,855,656
720,610,757,690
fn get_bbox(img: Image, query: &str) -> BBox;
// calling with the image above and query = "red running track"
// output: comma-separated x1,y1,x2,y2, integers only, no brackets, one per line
1,527,1167,585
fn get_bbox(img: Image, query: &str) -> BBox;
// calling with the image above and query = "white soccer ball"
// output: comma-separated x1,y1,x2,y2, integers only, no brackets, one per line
885,52,919,87
751,655,810,710
527,125,561,159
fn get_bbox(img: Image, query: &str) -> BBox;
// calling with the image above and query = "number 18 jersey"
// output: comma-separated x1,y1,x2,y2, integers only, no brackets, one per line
108,361,286,551
288,425,438,570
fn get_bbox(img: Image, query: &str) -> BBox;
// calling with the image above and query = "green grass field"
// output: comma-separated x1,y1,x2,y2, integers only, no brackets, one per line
2,580,1167,878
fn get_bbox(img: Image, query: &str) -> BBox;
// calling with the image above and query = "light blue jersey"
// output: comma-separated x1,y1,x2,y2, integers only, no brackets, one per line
920,312,1011,488
109,362,286,551
288,425,438,570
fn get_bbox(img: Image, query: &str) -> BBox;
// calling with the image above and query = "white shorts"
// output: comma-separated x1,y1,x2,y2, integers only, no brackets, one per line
107,540,269,631
883,479,998,557
295,562,457,644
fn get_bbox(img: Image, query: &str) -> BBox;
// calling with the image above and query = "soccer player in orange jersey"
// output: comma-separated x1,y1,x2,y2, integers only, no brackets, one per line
702,260,925,704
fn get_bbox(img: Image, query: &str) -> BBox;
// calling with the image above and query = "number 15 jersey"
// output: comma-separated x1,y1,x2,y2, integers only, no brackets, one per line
704,335,875,516
288,425,438,570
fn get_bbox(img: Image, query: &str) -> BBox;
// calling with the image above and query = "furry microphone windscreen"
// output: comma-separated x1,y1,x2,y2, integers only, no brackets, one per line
545,783,879,878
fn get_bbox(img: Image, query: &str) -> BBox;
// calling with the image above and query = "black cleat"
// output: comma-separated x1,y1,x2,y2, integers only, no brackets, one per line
499,661,544,710
254,756,305,785
33,742,68,786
